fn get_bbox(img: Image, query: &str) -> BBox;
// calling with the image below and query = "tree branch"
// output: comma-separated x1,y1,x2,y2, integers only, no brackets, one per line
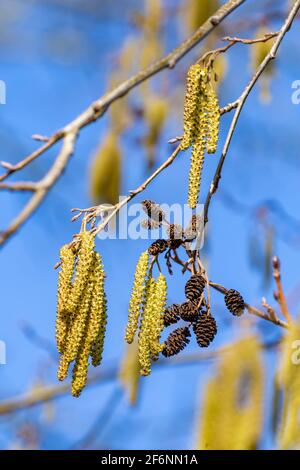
0,0,246,184
0,338,279,416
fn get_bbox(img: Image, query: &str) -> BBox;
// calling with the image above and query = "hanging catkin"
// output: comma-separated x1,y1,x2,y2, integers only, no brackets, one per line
56,245,76,353
125,251,149,344
138,277,157,376
90,293,107,367
181,64,203,150
206,82,220,154
148,273,167,360
66,231,95,313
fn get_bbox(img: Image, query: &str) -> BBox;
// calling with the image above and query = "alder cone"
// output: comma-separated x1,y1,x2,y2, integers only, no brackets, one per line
148,239,168,256
163,304,181,327
162,326,191,357
178,301,199,323
193,313,217,348
224,289,245,316
185,274,206,302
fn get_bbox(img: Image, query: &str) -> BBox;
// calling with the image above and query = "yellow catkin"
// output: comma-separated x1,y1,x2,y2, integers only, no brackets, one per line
188,137,206,209
277,321,300,449
90,292,107,367
88,252,106,345
138,277,157,376
57,273,95,382
125,251,149,344
71,334,90,397
181,64,203,150
206,83,220,154
66,231,95,314
119,341,141,405
197,336,263,450
149,273,167,359
56,245,76,353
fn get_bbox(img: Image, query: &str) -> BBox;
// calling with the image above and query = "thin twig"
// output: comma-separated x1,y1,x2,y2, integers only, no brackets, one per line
272,256,292,323
209,281,289,329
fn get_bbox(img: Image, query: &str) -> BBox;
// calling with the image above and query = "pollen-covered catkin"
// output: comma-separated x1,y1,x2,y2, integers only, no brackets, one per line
188,137,205,209
125,251,149,344
138,277,156,376
90,292,107,367
149,273,167,359
181,64,203,150
56,245,76,353
206,83,220,154
66,231,95,313
71,334,90,397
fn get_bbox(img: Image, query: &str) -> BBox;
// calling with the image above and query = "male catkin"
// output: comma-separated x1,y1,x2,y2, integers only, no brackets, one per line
125,251,149,344
181,64,203,150
66,231,95,313
56,245,76,353
138,277,156,376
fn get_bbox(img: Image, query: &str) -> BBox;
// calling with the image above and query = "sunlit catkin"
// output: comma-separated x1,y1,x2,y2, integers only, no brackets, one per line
181,64,203,150
149,273,167,359
90,292,107,367
71,334,90,397
125,251,149,344
188,137,205,209
66,231,95,314
138,277,156,376
56,245,75,353
206,83,220,154
57,271,95,382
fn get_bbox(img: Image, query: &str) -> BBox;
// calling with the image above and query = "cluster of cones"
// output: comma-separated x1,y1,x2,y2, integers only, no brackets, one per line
161,274,245,357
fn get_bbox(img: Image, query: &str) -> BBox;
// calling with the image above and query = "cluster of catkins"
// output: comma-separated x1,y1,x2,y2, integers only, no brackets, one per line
125,250,167,376
181,64,220,209
56,231,107,397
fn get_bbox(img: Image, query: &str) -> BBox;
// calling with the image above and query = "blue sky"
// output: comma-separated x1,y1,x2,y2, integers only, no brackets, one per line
0,0,299,449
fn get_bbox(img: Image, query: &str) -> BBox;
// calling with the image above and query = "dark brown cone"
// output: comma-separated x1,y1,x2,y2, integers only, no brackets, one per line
193,313,217,348
142,200,164,222
162,326,191,357
148,239,168,256
178,301,199,323
185,274,206,302
224,289,245,316
163,304,181,327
